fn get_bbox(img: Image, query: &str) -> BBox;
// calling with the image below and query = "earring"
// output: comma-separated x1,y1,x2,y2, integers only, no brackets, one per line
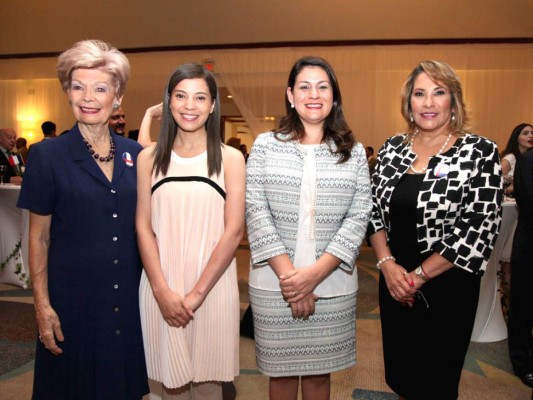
451,112,456,121
113,103,120,110
409,113,414,123
290,103,295,109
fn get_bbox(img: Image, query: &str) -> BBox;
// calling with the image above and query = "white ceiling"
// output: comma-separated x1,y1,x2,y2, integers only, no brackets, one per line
1,0,532,56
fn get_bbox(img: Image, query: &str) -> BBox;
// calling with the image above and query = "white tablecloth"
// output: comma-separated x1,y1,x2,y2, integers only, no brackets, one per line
471,201,518,342
0,184,29,288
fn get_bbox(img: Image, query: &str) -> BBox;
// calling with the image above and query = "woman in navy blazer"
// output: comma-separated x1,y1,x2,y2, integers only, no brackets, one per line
17,40,148,400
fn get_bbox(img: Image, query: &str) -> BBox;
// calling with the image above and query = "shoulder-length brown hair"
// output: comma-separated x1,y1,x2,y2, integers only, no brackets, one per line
275,56,355,163
401,60,470,140
153,63,222,178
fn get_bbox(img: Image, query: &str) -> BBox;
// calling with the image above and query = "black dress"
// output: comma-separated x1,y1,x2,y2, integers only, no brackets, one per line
379,173,481,400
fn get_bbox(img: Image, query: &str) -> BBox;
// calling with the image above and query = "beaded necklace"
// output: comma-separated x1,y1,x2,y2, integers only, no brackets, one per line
82,135,116,162
408,130,452,175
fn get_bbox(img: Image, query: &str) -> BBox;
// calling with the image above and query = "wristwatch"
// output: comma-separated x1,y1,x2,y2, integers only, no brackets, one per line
415,266,429,282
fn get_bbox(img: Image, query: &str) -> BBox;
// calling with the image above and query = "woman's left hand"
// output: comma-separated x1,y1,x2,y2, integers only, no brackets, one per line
184,291,204,313
279,267,320,303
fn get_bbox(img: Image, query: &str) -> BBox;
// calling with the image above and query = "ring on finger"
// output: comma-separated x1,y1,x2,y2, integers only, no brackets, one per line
292,290,297,297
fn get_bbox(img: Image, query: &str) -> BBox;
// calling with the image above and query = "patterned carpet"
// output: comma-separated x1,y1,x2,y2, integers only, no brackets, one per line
0,245,531,399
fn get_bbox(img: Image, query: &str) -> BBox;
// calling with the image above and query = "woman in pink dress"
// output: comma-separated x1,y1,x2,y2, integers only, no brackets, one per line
136,63,245,399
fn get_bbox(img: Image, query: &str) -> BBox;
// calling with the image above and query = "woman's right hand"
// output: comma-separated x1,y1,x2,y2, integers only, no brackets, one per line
35,305,64,355
289,292,318,320
381,261,417,304
155,289,194,328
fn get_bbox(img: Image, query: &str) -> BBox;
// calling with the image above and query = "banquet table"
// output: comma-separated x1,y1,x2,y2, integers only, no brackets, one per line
0,184,29,288
471,200,518,343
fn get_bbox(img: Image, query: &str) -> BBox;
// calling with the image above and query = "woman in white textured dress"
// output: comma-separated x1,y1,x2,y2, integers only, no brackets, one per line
499,122,532,305
136,63,245,400
246,56,372,400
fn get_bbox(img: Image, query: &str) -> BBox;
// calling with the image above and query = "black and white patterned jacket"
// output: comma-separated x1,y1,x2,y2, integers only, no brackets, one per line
368,133,503,275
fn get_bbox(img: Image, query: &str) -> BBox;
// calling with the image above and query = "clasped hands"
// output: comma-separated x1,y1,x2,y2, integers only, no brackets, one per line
155,289,202,328
381,263,421,307
279,268,320,320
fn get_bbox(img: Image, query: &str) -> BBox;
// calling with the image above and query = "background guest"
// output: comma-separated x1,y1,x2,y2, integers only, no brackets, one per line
226,136,240,149
368,60,502,400
109,106,127,136
246,56,371,400
239,143,249,162
0,128,23,184
498,122,533,311
15,137,29,163
508,149,533,389
500,123,533,196
128,129,140,141
365,145,377,175
41,121,57,140
17,39,148,399
137,63,244,399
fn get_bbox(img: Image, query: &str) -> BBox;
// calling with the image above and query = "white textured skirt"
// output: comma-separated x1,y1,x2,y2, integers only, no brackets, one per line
249,286,357,377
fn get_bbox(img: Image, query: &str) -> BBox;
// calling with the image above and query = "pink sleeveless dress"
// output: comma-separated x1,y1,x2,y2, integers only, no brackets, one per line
139,150,239,389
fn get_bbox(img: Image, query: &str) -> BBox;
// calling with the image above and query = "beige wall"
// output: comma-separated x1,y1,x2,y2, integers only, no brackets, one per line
0,1,531,56
1,44,532,152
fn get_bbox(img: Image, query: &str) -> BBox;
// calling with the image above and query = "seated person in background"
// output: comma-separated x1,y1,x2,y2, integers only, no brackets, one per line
0,128,23,184
16,137,29,163
108,106,127,136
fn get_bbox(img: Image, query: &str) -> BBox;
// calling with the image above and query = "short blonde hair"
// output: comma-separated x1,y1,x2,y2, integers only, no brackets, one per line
57,40,130,98
401,60,469,136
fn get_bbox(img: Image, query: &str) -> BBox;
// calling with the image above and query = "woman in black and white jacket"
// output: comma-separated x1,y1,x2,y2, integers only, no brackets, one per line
368,60,503,400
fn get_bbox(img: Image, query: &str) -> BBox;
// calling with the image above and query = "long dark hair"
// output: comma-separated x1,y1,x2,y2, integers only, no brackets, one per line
501,123,532,159
274,56,355,163
153,63,222,177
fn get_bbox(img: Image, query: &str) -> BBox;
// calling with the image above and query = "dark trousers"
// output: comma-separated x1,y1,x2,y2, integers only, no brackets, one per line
508,258,533,376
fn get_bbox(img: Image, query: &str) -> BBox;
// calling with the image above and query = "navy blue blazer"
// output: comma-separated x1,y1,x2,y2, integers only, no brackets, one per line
17,124,148,399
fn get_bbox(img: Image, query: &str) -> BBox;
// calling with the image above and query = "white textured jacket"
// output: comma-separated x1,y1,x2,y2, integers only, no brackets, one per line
246,132,372,292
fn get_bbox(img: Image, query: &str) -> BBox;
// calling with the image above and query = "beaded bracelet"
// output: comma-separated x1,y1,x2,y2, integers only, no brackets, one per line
376,255,395,270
